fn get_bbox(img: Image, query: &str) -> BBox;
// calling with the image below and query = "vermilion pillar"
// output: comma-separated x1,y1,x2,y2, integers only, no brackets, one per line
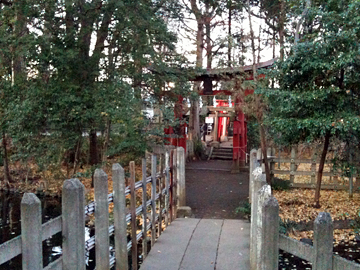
164,96,187,152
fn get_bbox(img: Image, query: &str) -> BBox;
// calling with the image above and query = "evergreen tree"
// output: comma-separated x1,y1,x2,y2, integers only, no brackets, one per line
266,0,360,207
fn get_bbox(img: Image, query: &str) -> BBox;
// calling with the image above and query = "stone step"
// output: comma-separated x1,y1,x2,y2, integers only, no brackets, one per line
212,148,233,154
211,154,233,160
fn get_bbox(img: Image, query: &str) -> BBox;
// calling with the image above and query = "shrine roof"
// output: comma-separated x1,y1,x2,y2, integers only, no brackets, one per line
190,59,276,81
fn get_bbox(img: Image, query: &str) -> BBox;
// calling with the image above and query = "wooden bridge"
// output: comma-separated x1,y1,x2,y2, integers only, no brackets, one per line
141,218,250,270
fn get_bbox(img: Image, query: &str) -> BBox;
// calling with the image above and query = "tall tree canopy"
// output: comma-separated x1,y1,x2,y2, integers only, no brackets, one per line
265,0,360,206
0,0,190,183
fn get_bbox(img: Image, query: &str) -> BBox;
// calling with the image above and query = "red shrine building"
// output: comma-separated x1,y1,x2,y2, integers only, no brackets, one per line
163,59,275,171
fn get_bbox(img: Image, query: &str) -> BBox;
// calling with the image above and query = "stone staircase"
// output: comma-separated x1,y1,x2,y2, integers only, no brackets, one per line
210,147,233,160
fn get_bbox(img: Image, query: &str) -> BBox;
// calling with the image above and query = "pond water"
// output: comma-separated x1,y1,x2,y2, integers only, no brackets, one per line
0,191,62,269
279,239,360,269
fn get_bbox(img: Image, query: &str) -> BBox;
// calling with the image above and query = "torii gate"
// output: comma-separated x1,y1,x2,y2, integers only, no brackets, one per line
164,59,275,170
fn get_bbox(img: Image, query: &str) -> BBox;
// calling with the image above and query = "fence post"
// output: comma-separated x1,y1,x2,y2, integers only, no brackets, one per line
311,151,317,186
141,159,148,259
172,149,178,220
261,196,279,270
313,212,333,270
255,185,272,270
249,149,257,203
129,161,138,270
267,148,271,176
112,163,128,270
250,162,266,270
62,179,85,270
94,169,110,270
270,148,275,182
21,193,42,270
151,154,157,246
349,152,354,198
158,154,163,236
177,147,186,207
290,146,296,183
165,151,170,227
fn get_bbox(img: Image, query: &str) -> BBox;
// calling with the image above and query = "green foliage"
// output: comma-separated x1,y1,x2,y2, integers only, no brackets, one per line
193,139,205,159
264,0,360,152
235,201,251,221
246,116,261,151
279,218,299,235
0,0,191,181
271,177,291,191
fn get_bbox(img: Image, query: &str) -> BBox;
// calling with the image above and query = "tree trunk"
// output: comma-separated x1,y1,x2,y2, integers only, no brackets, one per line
189,17,204,141
72,136,82,176
248,0,271,184
89,130,99,165
228,0,232,67
314,130,331,208
2,132,12,183
257,24,261,64
205,21,212,69
102,119,111,164
279,0,285,60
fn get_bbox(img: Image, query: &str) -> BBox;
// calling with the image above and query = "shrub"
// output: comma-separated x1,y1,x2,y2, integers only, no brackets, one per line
235,201,251,221
271,177,291,191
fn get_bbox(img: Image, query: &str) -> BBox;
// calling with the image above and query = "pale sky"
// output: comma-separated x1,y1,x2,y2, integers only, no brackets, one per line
173,6,277,68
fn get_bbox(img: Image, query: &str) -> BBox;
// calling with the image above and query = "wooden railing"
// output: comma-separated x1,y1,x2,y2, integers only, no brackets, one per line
255,147,360,193
0,147,186,270
249,149,360,270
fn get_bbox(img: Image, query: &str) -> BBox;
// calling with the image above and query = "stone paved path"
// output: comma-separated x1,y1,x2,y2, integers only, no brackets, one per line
140,218,250,270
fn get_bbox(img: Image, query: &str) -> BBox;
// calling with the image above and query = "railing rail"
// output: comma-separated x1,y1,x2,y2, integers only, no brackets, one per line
249,149,360,270
255,147,360,194
0,146,186,270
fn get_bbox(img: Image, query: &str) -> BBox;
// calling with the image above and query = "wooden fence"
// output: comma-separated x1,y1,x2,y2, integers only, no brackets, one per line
0,147,186,270
256,147,360,193
249,149,360,270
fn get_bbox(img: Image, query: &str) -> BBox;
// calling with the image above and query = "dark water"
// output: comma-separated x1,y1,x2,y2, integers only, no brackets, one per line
279,239,360,269
0,191,62,269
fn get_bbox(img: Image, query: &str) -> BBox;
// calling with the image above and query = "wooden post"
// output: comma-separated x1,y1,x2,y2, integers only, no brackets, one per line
278,147,281,169
112,164,128,270
158,154,163,236
177,147,186,207
313,212,333,270
250,163,266,270
261,196,279,270
141,158,148,259
165,151,170,227
290,146,296,183
94,169,110,270
249,149,257,203
255,185,272,270
269,147,275,182
21,193,42,270
267,147,271,173
129,161,138,270
172,149,178,221
169,150,174,222
311,151,317,185
62,179,85,270
151,154,157,246
349,152,354,199
256,148,262,161
213,111,219,141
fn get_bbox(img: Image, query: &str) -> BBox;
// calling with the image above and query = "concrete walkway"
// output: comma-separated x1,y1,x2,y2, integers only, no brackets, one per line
140,218,250,270
186,160,249,219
